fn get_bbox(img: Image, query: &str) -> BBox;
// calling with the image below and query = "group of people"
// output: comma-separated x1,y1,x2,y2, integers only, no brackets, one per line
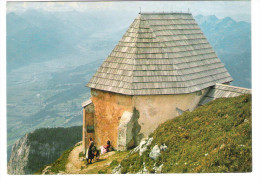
86,138,111,164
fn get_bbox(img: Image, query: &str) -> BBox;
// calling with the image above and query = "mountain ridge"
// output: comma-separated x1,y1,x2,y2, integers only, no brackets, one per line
195,14,251,88
7,126,82,174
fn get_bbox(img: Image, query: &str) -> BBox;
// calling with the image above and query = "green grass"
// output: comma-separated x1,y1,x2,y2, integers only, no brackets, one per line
48,146,75,173
110,160,119,167
120,94,252,173
79,151,84,158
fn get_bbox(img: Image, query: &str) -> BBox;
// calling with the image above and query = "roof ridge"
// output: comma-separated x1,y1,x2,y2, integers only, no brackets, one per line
131,15,142,95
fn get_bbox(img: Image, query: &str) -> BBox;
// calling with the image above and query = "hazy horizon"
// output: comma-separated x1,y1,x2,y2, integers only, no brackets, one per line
7,1,251,23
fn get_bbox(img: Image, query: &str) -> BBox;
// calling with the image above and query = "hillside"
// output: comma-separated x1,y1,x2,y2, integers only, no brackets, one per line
40,95,251,174
119,94,252,173
7,126,82,175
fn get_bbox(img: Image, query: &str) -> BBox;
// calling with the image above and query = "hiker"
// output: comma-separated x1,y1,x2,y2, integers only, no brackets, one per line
87,137,95,164
100,140,111,155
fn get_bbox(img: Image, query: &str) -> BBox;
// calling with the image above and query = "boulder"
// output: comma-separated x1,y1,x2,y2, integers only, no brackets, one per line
149,144,160,160
129,137,154,156
139,137,153,156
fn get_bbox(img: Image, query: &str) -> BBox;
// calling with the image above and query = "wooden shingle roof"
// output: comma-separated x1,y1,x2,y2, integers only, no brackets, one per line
87,13,233,95
199,83,251,106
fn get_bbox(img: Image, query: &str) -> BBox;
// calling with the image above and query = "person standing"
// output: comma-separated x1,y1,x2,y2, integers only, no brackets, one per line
87,138,95,164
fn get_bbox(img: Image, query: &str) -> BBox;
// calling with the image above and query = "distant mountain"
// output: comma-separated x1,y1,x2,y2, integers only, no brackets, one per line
195,15,251,88
7,126,82,175
7,9,134,71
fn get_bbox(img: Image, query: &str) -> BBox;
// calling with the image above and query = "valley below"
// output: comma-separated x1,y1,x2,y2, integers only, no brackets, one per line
7,56,102,159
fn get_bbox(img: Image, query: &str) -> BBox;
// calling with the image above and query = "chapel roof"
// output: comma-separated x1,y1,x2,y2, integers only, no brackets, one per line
87,12,233,95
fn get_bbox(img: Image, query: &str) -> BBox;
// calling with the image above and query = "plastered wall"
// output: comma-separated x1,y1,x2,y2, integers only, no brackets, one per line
90,89,133,148
132,88,209,138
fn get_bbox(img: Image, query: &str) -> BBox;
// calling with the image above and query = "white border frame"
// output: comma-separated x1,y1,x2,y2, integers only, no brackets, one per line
1,1,259,181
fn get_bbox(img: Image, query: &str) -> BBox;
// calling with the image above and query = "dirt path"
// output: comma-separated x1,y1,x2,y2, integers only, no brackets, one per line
65,144,128,174
66,145,85,174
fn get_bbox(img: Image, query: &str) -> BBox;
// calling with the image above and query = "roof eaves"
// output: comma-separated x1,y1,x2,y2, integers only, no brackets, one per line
82,99,92,108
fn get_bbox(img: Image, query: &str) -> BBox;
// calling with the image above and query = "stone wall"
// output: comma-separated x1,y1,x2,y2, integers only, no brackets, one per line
90,89,133,148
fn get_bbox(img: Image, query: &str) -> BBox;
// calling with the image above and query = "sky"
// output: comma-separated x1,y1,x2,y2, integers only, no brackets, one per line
7,1,251,22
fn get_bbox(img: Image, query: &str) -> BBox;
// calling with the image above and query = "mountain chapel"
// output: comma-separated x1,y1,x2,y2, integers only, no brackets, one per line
81,12,251,153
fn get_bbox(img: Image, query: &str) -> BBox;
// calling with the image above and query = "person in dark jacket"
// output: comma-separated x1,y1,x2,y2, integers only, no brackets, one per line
87,137,95,164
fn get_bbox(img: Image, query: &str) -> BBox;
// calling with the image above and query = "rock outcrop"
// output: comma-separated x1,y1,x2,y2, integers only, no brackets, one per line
129,137,153,156
7,126,82,175
149,145,160,160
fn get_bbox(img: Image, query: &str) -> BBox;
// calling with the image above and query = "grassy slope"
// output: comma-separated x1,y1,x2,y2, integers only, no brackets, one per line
120,94,252,173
